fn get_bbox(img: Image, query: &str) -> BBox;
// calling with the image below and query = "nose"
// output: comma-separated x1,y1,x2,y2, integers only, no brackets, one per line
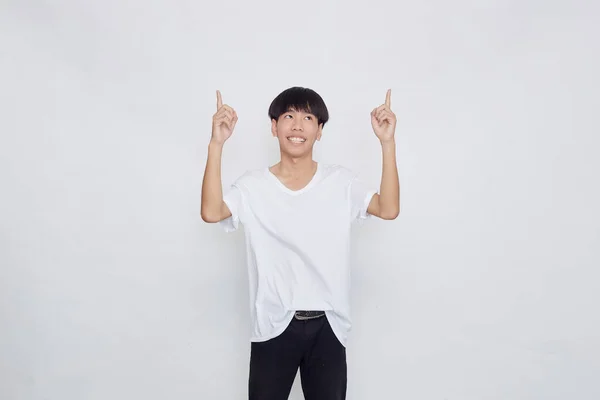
292,119,303,131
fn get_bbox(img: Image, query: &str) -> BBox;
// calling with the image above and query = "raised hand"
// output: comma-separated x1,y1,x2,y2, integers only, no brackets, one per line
211,90,238,145
371,89,397,143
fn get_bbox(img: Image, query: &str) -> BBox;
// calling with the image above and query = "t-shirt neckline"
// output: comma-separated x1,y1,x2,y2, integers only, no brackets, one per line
266,163,322,196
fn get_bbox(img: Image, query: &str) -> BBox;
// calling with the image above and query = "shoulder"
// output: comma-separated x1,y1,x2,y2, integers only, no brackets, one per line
319,163,359,182
231,168,268,189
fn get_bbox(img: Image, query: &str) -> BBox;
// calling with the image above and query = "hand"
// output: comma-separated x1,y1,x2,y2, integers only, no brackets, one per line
371,89,397,143
211,90,238,145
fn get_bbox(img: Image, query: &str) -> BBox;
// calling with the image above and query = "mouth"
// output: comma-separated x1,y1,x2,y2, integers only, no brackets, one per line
287,136,307,144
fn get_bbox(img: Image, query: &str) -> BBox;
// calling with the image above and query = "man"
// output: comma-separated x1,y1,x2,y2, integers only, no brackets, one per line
201,86,399,400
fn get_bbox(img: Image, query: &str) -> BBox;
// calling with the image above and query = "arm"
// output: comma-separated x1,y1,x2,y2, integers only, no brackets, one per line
367,89,400,220
200,90,238,223
200,141,232,223
367,139,400,220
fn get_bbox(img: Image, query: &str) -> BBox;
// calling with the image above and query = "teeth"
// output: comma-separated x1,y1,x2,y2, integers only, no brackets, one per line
288,137,306,143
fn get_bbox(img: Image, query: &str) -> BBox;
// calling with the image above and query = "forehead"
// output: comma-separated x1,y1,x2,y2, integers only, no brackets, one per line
285,107,315,116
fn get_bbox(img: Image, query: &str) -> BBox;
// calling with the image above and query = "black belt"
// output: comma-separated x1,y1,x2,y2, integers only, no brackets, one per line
294,310,325,320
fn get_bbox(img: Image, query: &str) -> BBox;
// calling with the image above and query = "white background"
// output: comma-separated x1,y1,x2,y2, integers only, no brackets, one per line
1,1,599,399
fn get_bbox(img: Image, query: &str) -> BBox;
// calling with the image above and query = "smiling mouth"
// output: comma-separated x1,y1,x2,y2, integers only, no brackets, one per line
287,136,306,143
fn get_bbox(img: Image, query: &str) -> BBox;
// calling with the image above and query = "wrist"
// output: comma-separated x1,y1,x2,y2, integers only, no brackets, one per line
380,138,396,148
209,139,225,150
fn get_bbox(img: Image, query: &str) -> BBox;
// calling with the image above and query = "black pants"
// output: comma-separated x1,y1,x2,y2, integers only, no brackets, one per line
249,315,347,400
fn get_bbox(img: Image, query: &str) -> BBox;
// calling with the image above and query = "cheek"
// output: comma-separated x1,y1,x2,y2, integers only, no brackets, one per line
308,127,320,140
278,121,292,132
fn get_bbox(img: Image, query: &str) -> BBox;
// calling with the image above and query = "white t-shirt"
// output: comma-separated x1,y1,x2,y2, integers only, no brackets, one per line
220,163,378,347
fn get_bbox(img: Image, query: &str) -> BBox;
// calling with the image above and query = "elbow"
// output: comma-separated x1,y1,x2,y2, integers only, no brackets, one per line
200,209,219,223
381,210,399,220
376,196,400,220
380,205,400,220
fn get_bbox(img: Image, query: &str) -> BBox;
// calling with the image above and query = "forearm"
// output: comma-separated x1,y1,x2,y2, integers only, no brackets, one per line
378,139,400,218
200,140,226,222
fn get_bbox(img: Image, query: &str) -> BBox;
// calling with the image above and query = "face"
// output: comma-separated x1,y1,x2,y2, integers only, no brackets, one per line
271,108,323,157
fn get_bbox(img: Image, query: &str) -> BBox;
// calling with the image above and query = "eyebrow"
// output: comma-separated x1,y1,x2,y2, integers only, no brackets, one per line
286,108,314,116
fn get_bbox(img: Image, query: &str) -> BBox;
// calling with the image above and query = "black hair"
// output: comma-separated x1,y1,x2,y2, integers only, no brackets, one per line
268,87,329,127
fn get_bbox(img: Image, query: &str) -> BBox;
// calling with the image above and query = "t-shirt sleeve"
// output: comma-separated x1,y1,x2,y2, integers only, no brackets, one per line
349,176,378,223
219,183,243,232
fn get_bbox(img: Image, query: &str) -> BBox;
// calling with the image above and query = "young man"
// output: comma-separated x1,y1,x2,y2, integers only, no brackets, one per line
201,86,399,400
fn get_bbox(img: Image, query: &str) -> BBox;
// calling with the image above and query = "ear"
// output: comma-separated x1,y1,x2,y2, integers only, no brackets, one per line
316,123,323,141
271,119,278,137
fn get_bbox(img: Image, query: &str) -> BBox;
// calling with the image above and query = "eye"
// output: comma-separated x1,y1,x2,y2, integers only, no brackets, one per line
305,116,313,120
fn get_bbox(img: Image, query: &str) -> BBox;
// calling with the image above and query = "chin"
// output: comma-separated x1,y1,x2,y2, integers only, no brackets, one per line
282,145,312,157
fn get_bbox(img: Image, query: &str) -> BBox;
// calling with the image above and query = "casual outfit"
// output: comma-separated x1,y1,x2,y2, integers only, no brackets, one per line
221,163,377,400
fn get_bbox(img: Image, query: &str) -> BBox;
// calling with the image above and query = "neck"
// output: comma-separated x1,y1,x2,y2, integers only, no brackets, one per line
275,153,316,177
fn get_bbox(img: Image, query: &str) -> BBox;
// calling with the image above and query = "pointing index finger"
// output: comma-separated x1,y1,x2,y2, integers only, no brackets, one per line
216,90,223,109
385,89,391,108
